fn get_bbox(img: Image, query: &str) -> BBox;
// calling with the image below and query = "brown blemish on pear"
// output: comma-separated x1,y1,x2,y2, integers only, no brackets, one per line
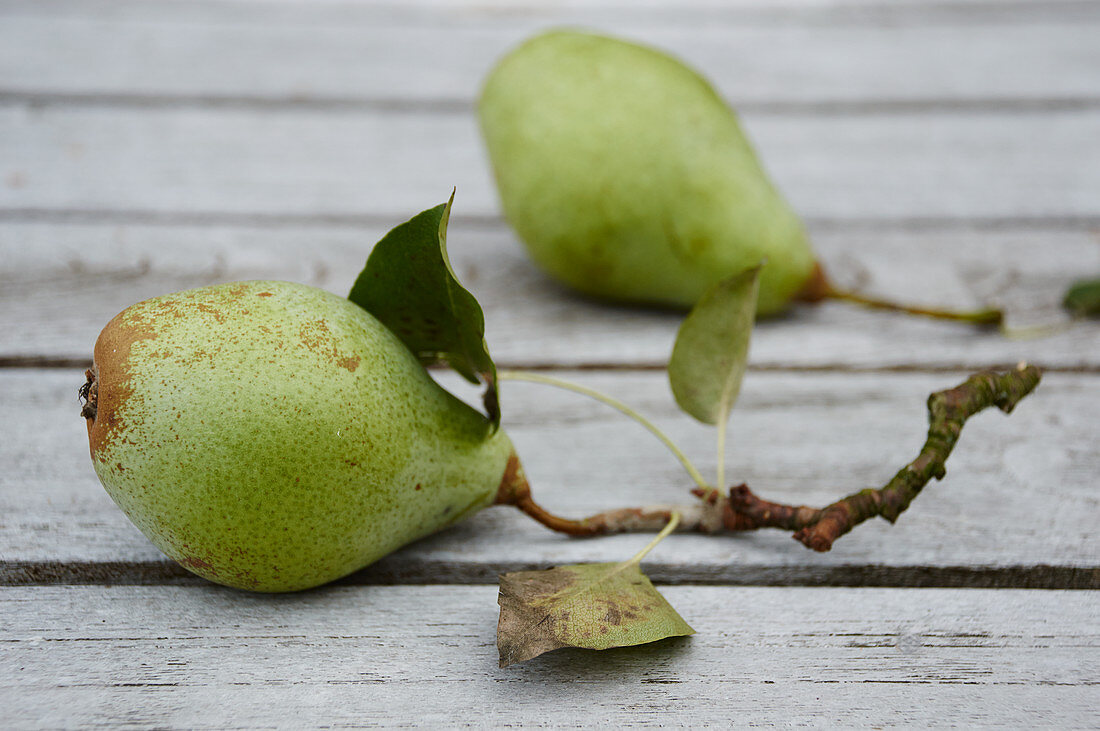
180,555,215,572
85,311,157,461
193,302,227,323
81,281,518,592
299,318,362,372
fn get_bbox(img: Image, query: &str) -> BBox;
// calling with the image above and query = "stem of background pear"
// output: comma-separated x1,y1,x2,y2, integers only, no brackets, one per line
497,370,710,490
826,285,1003,326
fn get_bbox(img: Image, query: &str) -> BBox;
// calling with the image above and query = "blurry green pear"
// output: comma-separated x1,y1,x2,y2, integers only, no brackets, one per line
83,281,523,592
479,29,819,316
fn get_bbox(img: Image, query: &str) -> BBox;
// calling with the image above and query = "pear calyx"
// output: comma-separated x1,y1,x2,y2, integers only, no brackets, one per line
79,367,98,421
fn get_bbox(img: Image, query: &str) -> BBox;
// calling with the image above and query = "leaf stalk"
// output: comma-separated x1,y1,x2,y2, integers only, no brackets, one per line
498,370,709,489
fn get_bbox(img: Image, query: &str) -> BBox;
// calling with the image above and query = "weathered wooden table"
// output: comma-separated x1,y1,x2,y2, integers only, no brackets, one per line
3,0,1098,727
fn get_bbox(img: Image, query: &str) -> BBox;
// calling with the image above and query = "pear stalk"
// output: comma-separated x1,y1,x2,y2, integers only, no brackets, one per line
500,364,1040,550
824,285,1003,326
499,370,709,489
795,262,1003,326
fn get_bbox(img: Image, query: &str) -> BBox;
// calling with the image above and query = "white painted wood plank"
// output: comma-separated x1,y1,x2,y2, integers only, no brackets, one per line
3,4,1097,105
1,585,1097,728
2,369,1094,580
2,221,1096,368
0,0,1067,11
1,0,1087,27
2,107,1097,222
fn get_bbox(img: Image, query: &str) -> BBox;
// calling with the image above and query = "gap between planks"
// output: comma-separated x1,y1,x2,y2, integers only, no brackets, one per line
2,559,1098,590
5,91,1100,116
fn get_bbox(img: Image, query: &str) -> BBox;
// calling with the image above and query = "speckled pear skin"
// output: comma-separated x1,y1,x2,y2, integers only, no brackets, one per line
85,281,517,592
478,30,816,315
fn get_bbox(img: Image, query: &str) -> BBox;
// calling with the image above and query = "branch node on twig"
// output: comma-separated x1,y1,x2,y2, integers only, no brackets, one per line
504,365,1041,553
723,363,1042,551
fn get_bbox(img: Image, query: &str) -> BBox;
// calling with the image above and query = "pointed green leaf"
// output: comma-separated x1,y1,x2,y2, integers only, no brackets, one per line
348,193,499,429
496,562,694,667
668,264,762,425
1063,278,1100,318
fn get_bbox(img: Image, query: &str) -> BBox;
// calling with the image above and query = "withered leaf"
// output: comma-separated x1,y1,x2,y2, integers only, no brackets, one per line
496,562,694,667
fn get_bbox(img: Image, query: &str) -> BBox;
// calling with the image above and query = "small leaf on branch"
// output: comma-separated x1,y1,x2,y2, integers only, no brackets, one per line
496,515,692,667
503,365,1043,553
668,264,762,425
348,192,499,429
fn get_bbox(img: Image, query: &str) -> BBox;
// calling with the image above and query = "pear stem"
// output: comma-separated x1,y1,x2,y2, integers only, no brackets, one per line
725,363,1041,549
824,284,1003,326
503,364,1041,551
509,493,609,537
498,370,710,490
511,493,721,537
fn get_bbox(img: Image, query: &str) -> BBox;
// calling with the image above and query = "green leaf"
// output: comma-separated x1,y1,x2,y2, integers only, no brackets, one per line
496,561,694,667
1063,278,1100,318
348,193,499,429
668,264,762,425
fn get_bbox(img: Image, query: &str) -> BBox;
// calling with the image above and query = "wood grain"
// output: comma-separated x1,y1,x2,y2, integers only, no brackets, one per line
2,0,1096,725
3,106,1098,222
3,221,1098,367
2,585,1097,728
4,369,1094,585
3,1,1097,107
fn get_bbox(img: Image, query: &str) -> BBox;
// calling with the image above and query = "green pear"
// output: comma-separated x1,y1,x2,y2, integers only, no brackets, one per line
83,280,523,592
478,29,819,316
